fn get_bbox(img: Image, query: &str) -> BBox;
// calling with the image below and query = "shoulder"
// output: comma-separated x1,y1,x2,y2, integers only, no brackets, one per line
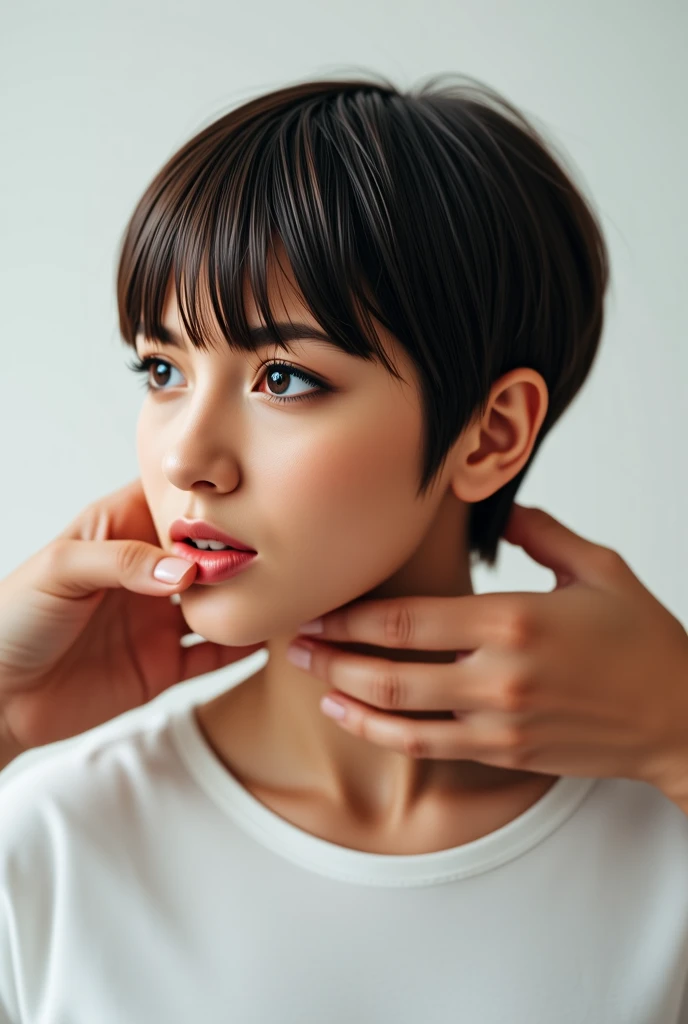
580,775,688,876
0,706,186,1021
0,705,180,870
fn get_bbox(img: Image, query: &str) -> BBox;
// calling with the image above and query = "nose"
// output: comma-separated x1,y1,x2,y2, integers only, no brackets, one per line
160,400,243,495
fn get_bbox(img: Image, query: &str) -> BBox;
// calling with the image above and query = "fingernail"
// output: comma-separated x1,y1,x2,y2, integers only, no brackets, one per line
153,557,192,584
321,696,347,720
297,618,323,635
286,643,312,670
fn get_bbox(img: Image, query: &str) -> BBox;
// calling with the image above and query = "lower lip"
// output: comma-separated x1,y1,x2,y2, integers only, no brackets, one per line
170,542,257,584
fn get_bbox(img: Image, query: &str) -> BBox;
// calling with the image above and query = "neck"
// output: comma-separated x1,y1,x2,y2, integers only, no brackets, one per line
196,490,554,835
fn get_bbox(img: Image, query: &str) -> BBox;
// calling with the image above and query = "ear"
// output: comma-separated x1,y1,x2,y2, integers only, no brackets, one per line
449,368,549,503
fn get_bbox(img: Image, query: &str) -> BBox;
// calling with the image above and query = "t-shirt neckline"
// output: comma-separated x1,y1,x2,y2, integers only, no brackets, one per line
168,701,597,888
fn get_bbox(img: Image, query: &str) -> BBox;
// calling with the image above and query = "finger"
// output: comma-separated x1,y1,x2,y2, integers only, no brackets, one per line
296,591,542,651
502,504,631,590
320,696,514,762
295,639,493,712
38,536,197,600
102,477,162,546
57,477,160,546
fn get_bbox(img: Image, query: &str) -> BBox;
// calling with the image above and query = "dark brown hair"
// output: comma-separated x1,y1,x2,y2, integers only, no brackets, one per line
116,71,609,567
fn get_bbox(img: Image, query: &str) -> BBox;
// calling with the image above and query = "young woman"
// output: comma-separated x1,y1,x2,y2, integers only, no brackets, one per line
3,73,687,1024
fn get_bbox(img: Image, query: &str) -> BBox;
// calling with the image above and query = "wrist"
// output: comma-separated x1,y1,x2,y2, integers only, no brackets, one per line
647,625,688,813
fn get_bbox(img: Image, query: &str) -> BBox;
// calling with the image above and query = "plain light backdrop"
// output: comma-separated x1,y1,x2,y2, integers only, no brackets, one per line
1,0,686,775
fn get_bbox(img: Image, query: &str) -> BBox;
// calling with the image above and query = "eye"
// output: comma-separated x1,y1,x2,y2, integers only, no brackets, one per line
258,362,325,404
126,355,328,405
126,356,184,392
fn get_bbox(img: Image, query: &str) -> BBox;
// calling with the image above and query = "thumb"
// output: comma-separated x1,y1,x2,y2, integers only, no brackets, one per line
42,538,197,599
501,503,606,588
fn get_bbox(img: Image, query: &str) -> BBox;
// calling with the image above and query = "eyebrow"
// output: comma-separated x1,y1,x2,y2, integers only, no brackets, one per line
133,321,335,349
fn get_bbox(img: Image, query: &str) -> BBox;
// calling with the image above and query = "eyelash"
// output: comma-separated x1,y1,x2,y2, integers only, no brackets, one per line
125,355,327,405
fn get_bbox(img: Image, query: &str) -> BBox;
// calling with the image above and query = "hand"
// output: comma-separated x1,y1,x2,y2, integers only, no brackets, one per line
288,505,688,795
0,478,264,760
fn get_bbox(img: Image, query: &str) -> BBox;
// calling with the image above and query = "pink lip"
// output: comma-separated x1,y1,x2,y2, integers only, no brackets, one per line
171,541,257,584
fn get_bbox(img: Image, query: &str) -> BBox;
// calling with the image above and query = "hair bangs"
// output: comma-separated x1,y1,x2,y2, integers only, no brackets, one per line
117,89,405,382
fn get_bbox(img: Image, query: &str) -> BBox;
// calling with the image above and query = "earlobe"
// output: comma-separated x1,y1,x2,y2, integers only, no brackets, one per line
450,369,549,504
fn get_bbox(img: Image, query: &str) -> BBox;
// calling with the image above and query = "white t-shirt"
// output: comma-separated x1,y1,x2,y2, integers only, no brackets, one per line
2,654,688,1024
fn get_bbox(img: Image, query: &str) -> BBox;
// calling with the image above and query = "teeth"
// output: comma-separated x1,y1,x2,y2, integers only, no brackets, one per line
187,539,234,551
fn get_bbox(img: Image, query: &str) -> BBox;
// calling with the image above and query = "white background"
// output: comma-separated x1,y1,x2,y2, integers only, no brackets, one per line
0,0,686,774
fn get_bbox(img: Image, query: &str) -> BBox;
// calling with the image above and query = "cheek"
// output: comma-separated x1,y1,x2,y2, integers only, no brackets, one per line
259,407,425,579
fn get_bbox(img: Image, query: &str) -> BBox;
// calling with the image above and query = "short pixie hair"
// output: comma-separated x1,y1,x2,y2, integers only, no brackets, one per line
116,71,609,567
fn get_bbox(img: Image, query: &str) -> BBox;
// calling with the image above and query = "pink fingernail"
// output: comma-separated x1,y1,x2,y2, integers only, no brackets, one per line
153,557,192,584
298,618,323,634
286,643,312,670
321,696,347,720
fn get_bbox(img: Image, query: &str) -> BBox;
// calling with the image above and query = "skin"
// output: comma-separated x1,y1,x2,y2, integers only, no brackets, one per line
137,240,560,854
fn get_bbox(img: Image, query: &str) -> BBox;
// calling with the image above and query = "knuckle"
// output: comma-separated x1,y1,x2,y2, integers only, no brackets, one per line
75,502,101,538
592,544,627,578
45,536,70,561
373,670,405,710
116,540,145,577
57,501,104,543
41,537,71,576
498,607,536,652
382,602,415,647
358,714,381,748
32,538,78,596
401,726,428,760
496,670,535,714
80,500,98,523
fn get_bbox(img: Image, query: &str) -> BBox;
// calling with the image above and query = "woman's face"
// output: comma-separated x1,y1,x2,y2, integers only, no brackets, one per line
136,248,461,647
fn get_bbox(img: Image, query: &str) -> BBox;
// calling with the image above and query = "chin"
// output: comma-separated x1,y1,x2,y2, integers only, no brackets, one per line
177,591,269,647
189,621,269,648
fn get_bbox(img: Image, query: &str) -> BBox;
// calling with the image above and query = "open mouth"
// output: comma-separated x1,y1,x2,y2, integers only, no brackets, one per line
183,538,239,551
391,710,457,720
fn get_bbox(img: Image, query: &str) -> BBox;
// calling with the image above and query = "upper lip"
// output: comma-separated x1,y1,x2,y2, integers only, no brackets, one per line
169,519,256,552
